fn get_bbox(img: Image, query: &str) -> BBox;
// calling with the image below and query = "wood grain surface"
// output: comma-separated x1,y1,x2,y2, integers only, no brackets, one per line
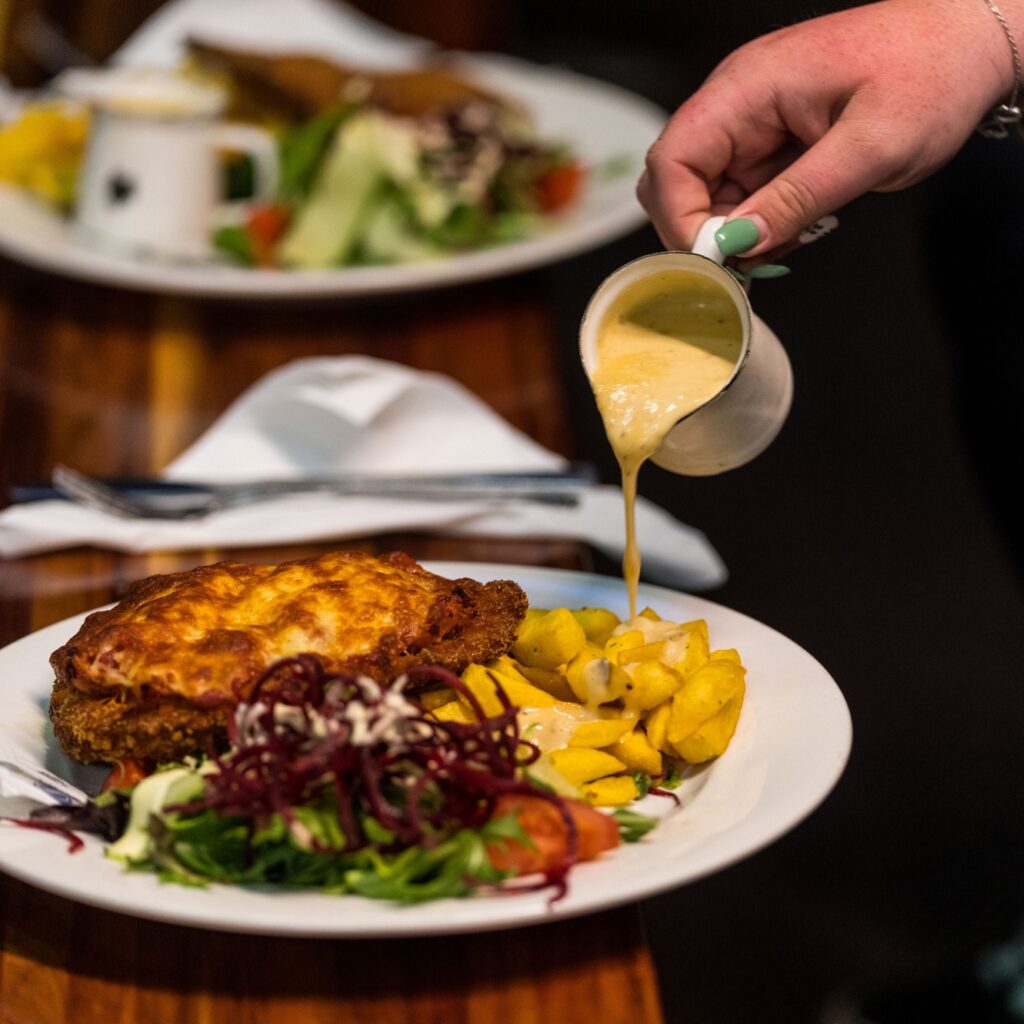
0,4,665,1018
0,257,664,1024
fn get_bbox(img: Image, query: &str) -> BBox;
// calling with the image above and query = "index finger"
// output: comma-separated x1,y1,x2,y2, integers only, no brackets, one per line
640,91,739,249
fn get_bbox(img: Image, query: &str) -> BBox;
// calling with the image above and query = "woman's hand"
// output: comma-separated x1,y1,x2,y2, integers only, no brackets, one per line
638,0,1021,262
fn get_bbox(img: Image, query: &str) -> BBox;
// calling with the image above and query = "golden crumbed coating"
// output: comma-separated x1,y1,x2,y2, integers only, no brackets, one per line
187,40,522,121
49,676,227,766
50,550,527,765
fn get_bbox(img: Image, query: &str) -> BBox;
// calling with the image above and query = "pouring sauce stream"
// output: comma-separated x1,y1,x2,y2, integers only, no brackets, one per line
590,269,743,614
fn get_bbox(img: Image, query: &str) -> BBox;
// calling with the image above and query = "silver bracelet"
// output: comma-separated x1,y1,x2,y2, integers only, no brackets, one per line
978,0,1024,138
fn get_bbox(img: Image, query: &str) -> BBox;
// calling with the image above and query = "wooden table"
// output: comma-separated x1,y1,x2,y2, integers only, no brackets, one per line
0,258,665,1024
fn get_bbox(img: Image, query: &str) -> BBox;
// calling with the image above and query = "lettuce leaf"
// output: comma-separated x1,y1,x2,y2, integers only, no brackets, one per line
139,804,528,903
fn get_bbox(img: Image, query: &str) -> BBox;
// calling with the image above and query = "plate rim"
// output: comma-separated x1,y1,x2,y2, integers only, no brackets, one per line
0,561,852,937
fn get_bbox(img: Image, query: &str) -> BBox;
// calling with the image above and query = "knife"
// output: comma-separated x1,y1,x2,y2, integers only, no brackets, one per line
9,466,598,516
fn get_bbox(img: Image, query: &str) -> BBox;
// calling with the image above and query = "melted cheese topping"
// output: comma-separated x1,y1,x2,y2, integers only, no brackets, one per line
590,269,742,614
58,551,524,702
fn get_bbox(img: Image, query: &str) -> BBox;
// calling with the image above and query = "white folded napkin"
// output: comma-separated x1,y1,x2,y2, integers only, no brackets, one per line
0,357,726,590
166,356,565,480
112,0,429,70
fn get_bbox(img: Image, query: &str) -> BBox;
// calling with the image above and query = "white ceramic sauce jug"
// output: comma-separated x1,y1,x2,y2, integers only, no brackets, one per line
580,215,793,476
64,69,278,262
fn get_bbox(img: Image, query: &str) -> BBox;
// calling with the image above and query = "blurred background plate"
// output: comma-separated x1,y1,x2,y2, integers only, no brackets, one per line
0,54,663,300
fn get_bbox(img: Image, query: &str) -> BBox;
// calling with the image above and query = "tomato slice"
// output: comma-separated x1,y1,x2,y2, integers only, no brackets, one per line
534,161,585,213
245,203,292,267
101,758,149,793
486,793,619,874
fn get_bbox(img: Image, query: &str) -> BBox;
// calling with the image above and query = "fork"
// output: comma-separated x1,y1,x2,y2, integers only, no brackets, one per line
49,464,595,520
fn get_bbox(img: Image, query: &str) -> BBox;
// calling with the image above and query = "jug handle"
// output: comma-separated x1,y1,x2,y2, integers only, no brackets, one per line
691,215,728,263
214,123,280,204
690,215,751,292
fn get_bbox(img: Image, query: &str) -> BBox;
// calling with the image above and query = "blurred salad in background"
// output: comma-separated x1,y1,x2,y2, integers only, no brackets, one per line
216,99,584,269
0,39,592,270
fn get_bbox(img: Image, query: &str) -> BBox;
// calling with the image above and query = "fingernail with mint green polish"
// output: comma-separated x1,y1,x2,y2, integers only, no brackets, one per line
748,264,790,279
725,267,749,284
714,217,760,256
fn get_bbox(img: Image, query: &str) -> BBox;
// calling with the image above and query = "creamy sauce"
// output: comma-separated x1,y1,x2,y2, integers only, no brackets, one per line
518,702,596,752
579,657,614,707
613,615,691,666
591,270,743,614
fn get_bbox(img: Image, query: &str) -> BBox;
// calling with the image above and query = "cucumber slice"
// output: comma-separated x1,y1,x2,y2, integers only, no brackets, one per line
278,115,386,268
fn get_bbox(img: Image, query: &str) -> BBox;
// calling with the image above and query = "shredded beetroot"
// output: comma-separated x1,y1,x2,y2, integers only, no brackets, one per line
169,656,582,901
648,787,682,804
3,818,85,852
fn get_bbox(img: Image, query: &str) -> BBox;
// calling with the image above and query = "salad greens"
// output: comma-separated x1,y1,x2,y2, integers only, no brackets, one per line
94,657,659,903
610,808,660,844
114,771,528,903
14,656,666,905
103,762,658,903
278,104,353,202
214,99,584,269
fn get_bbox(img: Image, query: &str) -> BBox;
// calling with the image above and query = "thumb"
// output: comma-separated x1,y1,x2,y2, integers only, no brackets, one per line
725,122,895,256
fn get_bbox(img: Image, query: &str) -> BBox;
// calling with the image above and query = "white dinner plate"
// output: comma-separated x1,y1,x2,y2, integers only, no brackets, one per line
0,56,664,299
0,562,851,936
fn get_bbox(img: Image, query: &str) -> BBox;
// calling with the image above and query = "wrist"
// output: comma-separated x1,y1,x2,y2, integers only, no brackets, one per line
969,0,1024,136
972,0,1024,100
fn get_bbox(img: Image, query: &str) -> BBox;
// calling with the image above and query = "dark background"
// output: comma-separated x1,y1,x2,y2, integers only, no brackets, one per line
4,2,1023,1021
521,8,1024,1023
